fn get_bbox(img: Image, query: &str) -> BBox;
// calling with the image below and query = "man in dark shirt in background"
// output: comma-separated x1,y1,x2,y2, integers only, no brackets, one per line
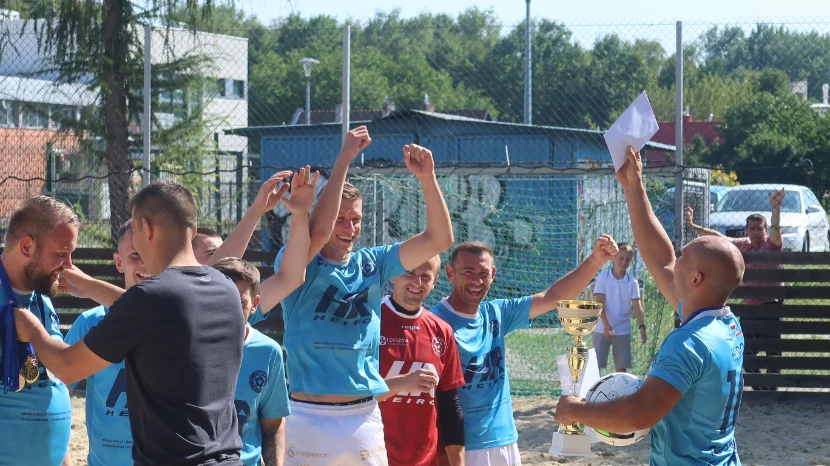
15,180,245,466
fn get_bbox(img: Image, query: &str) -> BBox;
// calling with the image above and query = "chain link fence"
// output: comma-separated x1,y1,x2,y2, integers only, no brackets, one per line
2,8,829,396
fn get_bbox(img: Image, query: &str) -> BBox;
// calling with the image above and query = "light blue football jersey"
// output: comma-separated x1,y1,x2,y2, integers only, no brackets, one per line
0,287,71,466
235,327,290,466
247,304,266,325
276,243,405,396
64,306,133,466
648,307,744,466
430,296,534,450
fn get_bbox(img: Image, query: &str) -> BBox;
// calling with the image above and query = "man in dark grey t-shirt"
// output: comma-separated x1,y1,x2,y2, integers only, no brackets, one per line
15,180,245,466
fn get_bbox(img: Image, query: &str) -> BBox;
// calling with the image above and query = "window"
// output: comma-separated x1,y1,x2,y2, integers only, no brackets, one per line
216,79,226,97
0,100,11,126
232,80,245,99
51,105,77,128
21,104,48,128
803,189,821,208
718,189,802,213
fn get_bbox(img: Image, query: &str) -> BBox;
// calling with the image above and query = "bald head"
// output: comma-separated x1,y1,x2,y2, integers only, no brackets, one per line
682,236,745,303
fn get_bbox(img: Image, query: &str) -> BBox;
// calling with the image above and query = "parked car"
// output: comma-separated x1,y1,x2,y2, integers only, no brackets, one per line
709,184,830,252
655,184,732,240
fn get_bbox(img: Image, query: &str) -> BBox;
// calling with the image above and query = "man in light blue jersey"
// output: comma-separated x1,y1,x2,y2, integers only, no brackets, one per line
193,168,294,325
430,237,618,466
555,147,746,466
64,220,147,466
0,196,77,466
213,258,291,466
276,127,454,466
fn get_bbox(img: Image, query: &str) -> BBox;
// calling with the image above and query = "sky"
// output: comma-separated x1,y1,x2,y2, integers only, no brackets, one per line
238,0,826,52
241,0,819,26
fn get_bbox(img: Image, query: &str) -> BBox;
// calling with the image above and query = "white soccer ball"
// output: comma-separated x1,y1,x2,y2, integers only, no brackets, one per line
584,372,650,446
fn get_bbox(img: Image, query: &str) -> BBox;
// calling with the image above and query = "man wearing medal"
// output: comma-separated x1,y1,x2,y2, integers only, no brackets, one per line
0,196,79,466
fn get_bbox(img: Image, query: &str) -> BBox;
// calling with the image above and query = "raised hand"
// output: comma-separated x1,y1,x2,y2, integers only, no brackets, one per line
615,146,643,191
340,126,372,160
768,188,785,209
252,170,292,215
282,165,320,215
403,144,435,179
592,234,619,262
685,206,694,227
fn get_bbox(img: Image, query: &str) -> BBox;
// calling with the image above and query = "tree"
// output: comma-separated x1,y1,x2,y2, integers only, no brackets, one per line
704,91,830,199
6,0,224,244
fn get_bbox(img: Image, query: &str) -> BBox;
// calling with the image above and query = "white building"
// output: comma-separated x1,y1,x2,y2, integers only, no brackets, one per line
0,14,250,225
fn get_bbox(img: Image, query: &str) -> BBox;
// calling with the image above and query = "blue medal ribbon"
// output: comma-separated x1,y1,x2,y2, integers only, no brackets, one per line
0,259,39,393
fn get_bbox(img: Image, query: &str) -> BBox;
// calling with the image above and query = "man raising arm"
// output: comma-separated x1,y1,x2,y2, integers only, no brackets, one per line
556,147,747,466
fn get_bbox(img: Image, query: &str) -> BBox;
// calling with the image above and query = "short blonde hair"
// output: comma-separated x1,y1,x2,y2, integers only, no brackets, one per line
5,195,80,246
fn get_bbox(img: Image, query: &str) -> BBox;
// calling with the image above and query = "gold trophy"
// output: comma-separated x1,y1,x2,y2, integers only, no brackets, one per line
549,299,603,457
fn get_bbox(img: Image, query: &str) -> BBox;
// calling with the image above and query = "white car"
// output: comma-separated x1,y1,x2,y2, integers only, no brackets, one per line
709,184,830,252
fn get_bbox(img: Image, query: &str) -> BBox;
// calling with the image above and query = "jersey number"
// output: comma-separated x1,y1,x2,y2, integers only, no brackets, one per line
719,369,743,434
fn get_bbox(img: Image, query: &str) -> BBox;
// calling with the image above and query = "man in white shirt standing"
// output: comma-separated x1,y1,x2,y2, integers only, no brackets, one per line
592,242,646,373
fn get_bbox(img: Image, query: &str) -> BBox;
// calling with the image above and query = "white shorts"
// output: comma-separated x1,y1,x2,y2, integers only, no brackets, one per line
466,442,522,466
285,398,388,466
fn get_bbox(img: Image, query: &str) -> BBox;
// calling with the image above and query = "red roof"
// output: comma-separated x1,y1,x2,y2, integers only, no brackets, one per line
652,116,723,147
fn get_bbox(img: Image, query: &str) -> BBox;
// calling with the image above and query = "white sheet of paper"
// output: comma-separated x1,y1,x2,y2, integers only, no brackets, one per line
603,91,659,171
557,349,602,443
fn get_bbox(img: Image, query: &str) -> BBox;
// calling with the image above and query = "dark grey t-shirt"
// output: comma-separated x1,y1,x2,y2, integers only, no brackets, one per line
85,266,245,466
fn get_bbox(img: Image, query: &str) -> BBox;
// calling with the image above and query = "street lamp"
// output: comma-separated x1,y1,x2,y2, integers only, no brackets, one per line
299,58,320,125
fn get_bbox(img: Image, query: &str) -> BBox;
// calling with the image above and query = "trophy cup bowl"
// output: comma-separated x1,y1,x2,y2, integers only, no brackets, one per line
550,299,603,456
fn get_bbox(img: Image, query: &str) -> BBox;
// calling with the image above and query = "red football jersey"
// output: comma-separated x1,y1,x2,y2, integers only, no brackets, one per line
378,298,465,466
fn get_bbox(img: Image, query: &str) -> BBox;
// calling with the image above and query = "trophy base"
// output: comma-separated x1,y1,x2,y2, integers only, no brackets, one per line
549,431,592,457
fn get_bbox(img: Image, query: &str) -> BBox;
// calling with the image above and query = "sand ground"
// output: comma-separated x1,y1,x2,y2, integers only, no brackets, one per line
68,393,830,466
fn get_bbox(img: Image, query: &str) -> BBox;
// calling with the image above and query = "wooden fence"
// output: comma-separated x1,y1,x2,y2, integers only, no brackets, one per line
6,248,829,402
732,251,830,403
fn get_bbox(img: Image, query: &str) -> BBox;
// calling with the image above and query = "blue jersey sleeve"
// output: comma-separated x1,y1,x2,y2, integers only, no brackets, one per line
258,346,291,420
493,296,532,335
247,304,267,325
648,330,709,395
63,313,91,390
370,242,406,284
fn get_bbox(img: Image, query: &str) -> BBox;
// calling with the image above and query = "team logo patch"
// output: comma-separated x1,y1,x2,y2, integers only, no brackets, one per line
379,336,387,345
432,337,446,357
249,370,268,393
490,319,501,337
361,258,377,277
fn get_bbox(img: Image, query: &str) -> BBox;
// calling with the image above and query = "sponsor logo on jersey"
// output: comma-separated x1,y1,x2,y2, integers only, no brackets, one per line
313,286,373,326
401,325,420,331
380,336,408,346
287,447,330,459
359,444,386,461
386,361,438,399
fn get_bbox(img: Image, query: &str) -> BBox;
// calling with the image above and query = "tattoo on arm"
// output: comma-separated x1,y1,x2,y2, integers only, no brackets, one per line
261,427,284,466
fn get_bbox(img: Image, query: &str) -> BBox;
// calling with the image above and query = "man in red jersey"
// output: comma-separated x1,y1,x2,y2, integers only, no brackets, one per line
377,255,466,466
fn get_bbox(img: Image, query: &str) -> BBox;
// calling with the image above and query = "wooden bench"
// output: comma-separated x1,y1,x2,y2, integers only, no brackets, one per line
0,248,286,341
732,251,830,403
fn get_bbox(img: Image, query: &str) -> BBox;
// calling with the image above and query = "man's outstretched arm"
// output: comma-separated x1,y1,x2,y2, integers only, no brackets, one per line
208,170,292,265
616,147,678,310
397,144,454,271
686,206,725,238
14,307,110,384
528,235,618,319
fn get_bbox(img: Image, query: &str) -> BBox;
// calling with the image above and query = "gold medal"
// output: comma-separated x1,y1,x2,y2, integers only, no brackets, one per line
20,355,40,385
14,374,25,392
